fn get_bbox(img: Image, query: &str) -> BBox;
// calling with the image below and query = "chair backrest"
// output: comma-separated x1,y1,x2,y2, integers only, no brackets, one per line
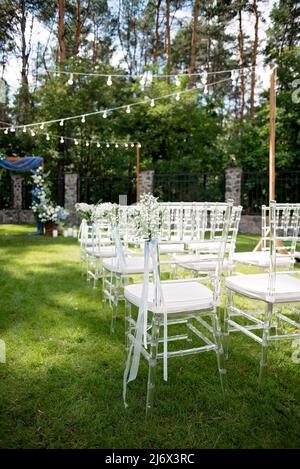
267,201,300,300
145,200,234,309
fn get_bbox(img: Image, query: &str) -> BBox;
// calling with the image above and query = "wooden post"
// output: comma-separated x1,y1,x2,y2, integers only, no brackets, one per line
269,64,276,201
253,65,277,252
136,143,140,203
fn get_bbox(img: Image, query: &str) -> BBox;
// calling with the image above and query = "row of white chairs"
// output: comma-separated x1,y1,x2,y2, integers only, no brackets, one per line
78,201,300,415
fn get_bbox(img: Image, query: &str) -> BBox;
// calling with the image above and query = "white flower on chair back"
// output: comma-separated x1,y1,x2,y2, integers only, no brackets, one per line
135,194,164,241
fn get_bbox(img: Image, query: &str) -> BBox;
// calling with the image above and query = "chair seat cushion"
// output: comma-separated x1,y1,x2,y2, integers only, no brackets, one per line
159,243,185,254
103,256,153,274
226,273,300,303
188,241,228,253
85,246,116,258
232,251,293,267
124,281,214,313
174,254,234,272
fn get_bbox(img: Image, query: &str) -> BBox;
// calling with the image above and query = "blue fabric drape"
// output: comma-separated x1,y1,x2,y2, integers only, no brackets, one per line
0,156,43,172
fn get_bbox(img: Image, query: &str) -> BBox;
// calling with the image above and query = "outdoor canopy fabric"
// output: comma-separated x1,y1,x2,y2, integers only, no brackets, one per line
0,156,43,172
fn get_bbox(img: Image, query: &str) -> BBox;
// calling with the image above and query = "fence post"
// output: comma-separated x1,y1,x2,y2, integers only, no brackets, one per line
139,170,154,196
11,174,24,209
225,167,242,205
64,172,79,223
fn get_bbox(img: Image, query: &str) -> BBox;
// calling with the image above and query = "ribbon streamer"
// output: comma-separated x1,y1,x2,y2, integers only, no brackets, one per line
123,238,168,407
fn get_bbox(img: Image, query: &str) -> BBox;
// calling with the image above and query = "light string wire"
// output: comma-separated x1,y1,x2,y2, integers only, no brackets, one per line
6,128,140,148
1,75,238,133
44,64,259,79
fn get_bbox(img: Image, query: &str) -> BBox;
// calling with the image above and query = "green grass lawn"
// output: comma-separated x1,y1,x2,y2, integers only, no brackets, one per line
0,225,300,449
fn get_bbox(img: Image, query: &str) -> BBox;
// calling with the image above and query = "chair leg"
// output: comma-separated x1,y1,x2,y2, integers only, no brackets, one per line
258,302,273,389
102,267,107,318
124,299,132,354
223,289,232,360
187,316,193,343
110,273,121,333
146,314,160,417
213,310,227,402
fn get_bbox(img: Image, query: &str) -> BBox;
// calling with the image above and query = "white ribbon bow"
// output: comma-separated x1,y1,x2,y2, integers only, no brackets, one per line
123,238,168,407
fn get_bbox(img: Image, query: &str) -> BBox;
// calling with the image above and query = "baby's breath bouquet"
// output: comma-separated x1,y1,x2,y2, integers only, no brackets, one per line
135,194,163,241
92,202,120,227
75,203,94,222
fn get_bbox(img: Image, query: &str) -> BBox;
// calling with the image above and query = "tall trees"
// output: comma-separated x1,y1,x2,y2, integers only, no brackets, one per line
57,0,66,62
188,0,200,87
250,0,259,114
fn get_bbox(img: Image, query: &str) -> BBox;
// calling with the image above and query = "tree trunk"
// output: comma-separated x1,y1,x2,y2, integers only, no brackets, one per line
238,8,245,118
19,0,30,121
74,0,81,55
58,0,66,63
250,0,259,115
165,0,171,72
153,0,161,65
188,0,200,88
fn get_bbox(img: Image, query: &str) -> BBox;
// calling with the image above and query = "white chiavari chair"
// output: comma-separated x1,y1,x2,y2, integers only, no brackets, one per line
224,202,300,387
123,200,233,415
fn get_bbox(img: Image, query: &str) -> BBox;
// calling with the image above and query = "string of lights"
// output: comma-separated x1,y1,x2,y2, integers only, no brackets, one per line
45,64,258,81
33,131,140,148
1,74,239,134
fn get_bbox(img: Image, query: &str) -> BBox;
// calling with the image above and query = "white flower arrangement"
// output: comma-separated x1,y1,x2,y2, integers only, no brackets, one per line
92,202,120,227
75,203,94,221
31,166,69,226
135,194,163,241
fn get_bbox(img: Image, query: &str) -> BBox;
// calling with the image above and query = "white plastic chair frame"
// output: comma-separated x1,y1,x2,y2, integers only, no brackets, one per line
172,205,242,280
224,202,300,387
123,201,233,415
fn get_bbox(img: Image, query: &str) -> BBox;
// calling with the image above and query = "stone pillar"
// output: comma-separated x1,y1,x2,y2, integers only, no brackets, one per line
225,167,242,206
64,173,78,211
11,174,24,209
139,170,154,196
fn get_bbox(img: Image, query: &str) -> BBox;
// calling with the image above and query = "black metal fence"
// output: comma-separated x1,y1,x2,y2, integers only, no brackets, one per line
0,174,65,209
241,171,300,214
2,169,300,213
0,170,13,209
153,173,225,202
78,176,136,205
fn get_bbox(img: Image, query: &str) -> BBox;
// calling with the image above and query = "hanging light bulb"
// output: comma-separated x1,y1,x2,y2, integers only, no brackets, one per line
115,143,119,148
140,74,146,87
125,143,128,148
31,130,35,136
106,143,110,148
126,105,131,114
59,119,64,127
81,115,86,123
204,85,208,95
175,75,180,87
103,110,107,118
67,73,74,85
86,141,89,147
202,71,208,85
23,126,27,133
150,99,155,107
74,139,79,145
131,143,134,148
175,93,180,101
231,69,239,82
107,75,112,86
4,128,8,134
46,133,50,141
10,126,15,132
40,123,45,130
60,136,64,143
96,142,100,148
